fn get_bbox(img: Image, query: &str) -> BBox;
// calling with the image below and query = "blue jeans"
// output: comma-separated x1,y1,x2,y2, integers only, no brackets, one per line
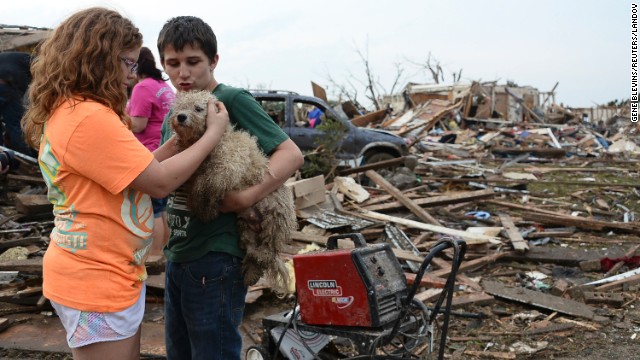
164,252,247,360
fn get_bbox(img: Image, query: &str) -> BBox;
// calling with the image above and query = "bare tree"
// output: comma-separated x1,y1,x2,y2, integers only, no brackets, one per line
325,38,405,112
353,44,381,110
408,52,462,84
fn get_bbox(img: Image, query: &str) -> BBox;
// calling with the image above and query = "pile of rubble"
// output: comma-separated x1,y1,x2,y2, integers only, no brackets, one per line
275,82,639,358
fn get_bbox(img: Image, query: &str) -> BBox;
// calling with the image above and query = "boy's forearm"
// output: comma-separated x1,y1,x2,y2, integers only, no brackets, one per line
153,136,177,162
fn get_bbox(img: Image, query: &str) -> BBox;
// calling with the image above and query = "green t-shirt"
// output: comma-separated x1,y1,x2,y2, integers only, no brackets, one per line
160,84,289,263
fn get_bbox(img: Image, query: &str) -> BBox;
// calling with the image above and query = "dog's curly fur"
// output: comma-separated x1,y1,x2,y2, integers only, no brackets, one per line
169,91,296,290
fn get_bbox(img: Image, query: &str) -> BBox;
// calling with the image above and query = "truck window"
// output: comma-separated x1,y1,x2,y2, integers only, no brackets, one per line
256,98,286,128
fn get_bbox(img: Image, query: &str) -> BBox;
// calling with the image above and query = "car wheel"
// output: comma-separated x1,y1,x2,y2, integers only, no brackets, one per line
360,152,399,186
361,151,397,166
246,345,270,360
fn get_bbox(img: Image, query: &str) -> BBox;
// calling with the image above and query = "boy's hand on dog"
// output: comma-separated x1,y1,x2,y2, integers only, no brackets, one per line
205,99,229,134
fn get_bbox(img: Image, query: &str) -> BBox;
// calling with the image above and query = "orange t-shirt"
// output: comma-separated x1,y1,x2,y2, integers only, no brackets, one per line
40,99,155,312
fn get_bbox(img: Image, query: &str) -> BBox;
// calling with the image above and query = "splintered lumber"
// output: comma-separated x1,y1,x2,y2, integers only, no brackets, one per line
337,156,406,176
6,174,45,184
14,194,51,216
430,257,482,291
524,213,640,234
415,288,442,303
489,200,640,234
523,322,575,336
503,246,624,267
351,108,387,127
0,237,43,251
583,292,624,307
498,213,529,252
363,189,496,212
0,259,43,273
404,273,446,288
450,292,495,308
428,177,639,187
463,350,516,359
491,146,566,157
365,170,441,226
482,280,608,322
430,251,509,278
353,209,500,245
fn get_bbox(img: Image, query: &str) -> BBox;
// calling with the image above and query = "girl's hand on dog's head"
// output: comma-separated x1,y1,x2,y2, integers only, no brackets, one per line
206,99,229,132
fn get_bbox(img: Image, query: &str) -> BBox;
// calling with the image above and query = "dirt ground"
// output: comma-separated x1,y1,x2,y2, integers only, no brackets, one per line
0,287,638,359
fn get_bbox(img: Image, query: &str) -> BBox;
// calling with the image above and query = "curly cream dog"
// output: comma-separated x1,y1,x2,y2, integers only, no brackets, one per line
169,91,295,290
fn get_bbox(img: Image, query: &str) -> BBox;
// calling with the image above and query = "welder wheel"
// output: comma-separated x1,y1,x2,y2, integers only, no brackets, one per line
246,345,270,360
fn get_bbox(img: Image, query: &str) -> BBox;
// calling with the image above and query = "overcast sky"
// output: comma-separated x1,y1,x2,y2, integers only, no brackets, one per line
2,0,631,109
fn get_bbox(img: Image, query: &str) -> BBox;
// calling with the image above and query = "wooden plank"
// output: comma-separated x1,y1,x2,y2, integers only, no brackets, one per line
489,200,640,234
337,156,406,176
311,81,327,102
351,108,387,127
524,212,640,234
450,292,495,308
365,170,441,226
523,322,575,336
428,177,640,188
352,209,500,245
0,237,43,251
503,246,624,267
430,251,509,278
6,174,45,184
482,280,608,322
404,273,446,289
583,292,624,307
491,146,565,157
464,350,515,359
498,213,529,252
14,194,51,215
0,259,43,273
363,189,496,212
414,288,442,303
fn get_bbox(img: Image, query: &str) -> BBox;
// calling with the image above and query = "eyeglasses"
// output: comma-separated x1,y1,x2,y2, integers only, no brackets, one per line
120,57,138,74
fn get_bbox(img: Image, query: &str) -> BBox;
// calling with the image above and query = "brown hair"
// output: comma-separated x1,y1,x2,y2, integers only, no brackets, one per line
157,16,217,63
22,7,143,148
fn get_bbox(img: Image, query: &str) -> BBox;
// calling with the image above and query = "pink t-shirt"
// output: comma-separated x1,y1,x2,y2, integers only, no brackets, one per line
127,78,176,151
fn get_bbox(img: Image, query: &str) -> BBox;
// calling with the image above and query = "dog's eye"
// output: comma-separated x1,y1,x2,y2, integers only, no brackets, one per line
195,106,204,112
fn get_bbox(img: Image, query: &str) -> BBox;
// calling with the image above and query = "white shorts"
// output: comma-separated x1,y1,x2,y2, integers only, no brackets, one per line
50,284,146,348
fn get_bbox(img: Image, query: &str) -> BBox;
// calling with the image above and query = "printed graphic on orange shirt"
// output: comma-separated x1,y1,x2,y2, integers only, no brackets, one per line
121,187,153,266
39,139,88,252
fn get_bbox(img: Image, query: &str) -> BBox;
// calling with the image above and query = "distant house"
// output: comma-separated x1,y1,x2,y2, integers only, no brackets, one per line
382,81,551,123
0,24,51,53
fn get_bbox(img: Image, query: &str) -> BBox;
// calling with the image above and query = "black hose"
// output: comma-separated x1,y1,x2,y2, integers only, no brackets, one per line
387,237,467,360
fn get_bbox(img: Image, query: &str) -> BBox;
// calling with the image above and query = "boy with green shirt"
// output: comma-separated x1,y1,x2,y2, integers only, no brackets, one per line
157,16,304,360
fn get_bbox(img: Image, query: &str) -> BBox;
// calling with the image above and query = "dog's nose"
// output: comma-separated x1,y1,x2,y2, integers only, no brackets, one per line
177,114,187,123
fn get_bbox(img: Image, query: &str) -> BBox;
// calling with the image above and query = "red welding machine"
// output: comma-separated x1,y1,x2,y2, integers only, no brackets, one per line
293,233,408,328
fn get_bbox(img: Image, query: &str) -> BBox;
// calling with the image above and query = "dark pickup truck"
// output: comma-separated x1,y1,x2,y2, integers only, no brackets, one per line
250,90,408,166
